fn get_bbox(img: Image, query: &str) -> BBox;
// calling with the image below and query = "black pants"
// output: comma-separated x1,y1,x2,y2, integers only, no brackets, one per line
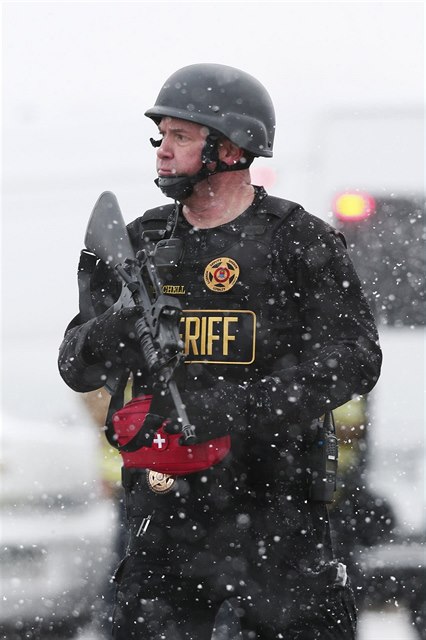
112,558,357,639
112,468,357,639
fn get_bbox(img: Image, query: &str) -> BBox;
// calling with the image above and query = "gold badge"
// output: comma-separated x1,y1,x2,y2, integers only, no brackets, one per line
204,257,240,293
146,470,176,494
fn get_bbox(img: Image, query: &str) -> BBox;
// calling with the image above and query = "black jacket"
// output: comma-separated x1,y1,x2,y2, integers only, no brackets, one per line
59,187,381,427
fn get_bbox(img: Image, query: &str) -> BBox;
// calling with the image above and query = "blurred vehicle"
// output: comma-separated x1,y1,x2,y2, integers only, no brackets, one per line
0,341,117,639
313,107,424,637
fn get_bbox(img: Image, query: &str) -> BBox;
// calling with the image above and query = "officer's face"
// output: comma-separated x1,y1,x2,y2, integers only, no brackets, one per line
156,117,209,178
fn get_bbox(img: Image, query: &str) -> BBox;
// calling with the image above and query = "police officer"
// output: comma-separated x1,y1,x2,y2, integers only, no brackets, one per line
58,63,382,639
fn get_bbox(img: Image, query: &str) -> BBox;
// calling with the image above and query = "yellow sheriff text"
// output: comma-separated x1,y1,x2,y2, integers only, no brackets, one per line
180,315,238,357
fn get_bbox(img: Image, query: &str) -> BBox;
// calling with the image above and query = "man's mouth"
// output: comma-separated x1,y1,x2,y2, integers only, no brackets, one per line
157,168,176,176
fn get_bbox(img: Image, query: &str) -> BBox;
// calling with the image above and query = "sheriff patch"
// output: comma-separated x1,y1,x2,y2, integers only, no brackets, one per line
146,470,176,494
204,257,240,293
180,309,256,364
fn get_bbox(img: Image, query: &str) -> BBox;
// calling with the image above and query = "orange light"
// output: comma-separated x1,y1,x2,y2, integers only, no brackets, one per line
333,192,375,221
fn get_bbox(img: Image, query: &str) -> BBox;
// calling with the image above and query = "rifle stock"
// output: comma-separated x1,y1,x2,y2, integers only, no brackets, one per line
85,191,135,265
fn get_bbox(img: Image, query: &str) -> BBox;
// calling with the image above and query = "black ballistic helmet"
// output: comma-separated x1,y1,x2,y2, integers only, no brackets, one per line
145,63,275,158
145,63,276,200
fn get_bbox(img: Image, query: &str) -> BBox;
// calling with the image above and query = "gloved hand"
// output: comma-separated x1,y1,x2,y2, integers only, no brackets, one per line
111,393,171,452
163,369,248,443
82,305,144,369
117,411,166,451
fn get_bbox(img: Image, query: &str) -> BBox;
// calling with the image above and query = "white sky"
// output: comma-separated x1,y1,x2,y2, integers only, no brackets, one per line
5,2,423,119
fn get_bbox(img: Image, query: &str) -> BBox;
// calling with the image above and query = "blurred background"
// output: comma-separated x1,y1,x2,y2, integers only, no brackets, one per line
1,2,424,639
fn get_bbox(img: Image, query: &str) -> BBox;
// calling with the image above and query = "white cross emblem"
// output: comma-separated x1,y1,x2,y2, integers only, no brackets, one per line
153,433,166,449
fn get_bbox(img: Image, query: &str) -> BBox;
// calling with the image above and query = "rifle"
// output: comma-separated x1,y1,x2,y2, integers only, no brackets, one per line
84,190,197,444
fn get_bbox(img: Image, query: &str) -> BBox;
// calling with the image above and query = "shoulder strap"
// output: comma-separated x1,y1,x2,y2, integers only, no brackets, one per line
260,195,304,221
240,194,303,238
127,203,178,244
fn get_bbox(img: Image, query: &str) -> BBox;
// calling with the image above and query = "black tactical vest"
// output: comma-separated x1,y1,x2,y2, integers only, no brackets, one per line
128,189,305,386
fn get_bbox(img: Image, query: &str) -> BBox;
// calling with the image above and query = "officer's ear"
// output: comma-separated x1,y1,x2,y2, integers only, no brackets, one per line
217,138,245,166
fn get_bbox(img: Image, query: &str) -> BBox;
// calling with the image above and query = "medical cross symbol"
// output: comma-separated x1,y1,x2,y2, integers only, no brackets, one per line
153,433,167,449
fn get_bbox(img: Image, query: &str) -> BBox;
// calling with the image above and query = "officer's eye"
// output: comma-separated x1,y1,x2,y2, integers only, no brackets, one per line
173,133,190,144
150,137,162,148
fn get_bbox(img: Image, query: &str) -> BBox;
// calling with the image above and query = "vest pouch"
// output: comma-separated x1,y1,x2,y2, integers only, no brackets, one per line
112,395,231,475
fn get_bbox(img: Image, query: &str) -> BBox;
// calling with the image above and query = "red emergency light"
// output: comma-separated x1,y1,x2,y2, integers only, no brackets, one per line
333,191,376,221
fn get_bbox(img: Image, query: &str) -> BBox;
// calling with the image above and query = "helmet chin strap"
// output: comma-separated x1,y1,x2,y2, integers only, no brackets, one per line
151,134,254,201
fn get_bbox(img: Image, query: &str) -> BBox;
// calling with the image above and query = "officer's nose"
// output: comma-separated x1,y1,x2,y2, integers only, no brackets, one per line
156,137,173,159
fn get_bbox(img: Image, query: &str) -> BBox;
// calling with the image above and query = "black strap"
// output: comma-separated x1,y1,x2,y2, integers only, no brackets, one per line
77,250,98,321
103,370,130,448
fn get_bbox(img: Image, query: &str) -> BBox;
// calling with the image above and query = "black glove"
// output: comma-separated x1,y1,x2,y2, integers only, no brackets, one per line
83,306,144,369
118,412,166,451
163,370,248,443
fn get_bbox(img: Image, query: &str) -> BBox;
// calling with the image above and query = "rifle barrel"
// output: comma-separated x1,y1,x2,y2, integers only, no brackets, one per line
168,380,197,444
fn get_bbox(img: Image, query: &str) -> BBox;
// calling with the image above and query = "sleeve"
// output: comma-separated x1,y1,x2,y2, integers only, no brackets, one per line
250,224,382,425
57,257,124,393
